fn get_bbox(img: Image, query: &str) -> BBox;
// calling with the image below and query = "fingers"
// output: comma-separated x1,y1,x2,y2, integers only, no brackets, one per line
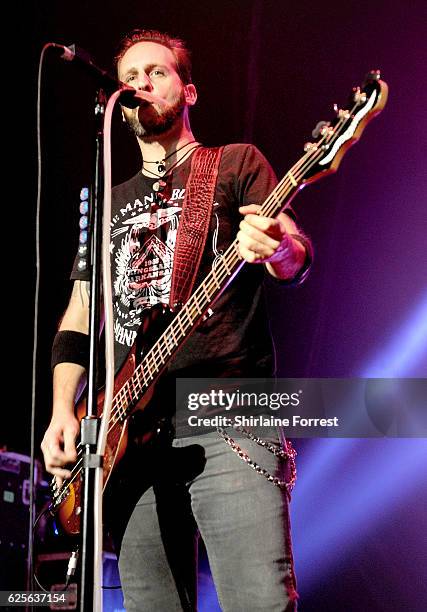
237,217,285,263
239,206,286,238
238,204,261,215
41,441,73,479
51,466,73,485
41,420,79,478
237,206,292,264
237,232,275,263
239,219,281,249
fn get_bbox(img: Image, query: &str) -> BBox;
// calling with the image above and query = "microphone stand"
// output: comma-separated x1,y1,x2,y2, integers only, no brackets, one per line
49,42,141,610
79,86,106,612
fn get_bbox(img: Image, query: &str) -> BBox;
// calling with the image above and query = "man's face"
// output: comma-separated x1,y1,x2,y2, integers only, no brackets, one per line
118,41,190,138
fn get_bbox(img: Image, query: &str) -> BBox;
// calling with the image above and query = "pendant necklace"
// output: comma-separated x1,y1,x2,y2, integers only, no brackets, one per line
142,141,202,193
144,140,198,175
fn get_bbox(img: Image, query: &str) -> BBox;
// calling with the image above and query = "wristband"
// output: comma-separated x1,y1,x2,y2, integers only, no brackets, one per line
51,330,89,371
275,233,313,287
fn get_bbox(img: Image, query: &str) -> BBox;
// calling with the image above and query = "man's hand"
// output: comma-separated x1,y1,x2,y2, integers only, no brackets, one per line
237,204,306,280
41,413,80,487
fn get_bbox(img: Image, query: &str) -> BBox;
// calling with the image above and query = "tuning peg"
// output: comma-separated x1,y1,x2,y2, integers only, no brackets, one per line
353,86,367,104
312,121,333,139
365,69,381,82
335,107,351,120
304,142,318,152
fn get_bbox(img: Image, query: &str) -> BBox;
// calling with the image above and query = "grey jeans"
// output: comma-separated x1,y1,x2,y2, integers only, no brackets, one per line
113,431,298,611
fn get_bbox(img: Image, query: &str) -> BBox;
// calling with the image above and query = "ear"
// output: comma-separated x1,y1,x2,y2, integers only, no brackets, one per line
120,105,127,122
183,83,197,106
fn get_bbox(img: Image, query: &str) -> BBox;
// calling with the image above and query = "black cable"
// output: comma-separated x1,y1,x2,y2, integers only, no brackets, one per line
32,506,53,593
28,43,60,597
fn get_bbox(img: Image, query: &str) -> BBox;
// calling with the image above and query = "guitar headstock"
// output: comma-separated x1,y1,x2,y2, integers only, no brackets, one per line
300,70,388,184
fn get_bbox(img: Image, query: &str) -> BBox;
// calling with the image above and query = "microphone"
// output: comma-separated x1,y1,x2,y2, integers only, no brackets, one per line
51,42,142,108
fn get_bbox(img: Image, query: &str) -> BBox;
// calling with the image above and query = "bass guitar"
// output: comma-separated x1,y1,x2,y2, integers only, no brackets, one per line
51,70,388,534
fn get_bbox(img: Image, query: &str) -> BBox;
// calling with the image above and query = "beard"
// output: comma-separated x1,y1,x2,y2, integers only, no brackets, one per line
125,89,186,138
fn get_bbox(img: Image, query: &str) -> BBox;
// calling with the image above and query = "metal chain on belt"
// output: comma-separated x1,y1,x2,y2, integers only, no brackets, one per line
217,426,297,494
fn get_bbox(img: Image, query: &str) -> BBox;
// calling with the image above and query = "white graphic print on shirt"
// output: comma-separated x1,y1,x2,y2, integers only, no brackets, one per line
110,189,184,348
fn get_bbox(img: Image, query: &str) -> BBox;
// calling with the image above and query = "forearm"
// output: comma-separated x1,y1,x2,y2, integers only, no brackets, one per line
52,362,86,416
59,280,90,333
51,280,90,415
42,281,90,477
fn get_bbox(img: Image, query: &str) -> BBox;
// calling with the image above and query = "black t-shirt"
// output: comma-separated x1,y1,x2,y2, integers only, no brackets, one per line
72,143,278,378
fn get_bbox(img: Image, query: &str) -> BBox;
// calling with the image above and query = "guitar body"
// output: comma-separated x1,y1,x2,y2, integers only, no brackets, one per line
54,346,154,535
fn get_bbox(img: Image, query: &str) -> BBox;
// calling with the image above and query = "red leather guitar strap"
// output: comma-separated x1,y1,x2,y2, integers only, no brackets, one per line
169,146,224,308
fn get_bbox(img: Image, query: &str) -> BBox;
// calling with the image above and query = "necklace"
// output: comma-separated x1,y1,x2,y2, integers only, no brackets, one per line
143,140,198,173
143,143,202,193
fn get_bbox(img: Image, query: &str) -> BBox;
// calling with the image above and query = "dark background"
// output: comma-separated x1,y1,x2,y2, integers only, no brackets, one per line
5,1,427,610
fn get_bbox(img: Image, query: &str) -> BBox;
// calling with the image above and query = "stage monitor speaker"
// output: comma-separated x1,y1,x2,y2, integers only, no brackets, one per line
0,451,41,590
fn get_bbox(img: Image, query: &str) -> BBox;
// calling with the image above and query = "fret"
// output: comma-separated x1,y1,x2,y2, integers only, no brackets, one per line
192,293,202,315
140,364,148,387
163,332,174,355
230,240,241,263
201,281,211,305
262,188,282,217
286,170,298,187
117,388,127,412
113,397,125,421
144,355,156,381
127,379,135,409
121,383,130,410
152,342,165,370
176,311,186,337
133,372,143,396
169,322,179,344
163,338,171,355
221,255,231,275
211,267,221,289
131,370,139,393
183,304,194,328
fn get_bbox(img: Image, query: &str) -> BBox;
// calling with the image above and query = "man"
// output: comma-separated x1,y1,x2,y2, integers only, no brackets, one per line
42,29,311,611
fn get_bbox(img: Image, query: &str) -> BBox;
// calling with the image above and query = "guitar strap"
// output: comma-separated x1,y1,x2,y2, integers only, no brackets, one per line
169,145,224,308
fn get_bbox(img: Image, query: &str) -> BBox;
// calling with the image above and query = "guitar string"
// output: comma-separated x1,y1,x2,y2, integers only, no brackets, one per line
54,103,361,501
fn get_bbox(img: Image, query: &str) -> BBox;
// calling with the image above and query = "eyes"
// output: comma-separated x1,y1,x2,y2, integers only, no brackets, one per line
124,68,166,84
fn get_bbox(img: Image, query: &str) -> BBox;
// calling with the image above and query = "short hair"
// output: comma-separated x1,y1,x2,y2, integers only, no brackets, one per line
114,29,192,84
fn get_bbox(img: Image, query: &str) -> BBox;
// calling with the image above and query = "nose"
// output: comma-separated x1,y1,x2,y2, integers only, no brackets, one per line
137,74,153,91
